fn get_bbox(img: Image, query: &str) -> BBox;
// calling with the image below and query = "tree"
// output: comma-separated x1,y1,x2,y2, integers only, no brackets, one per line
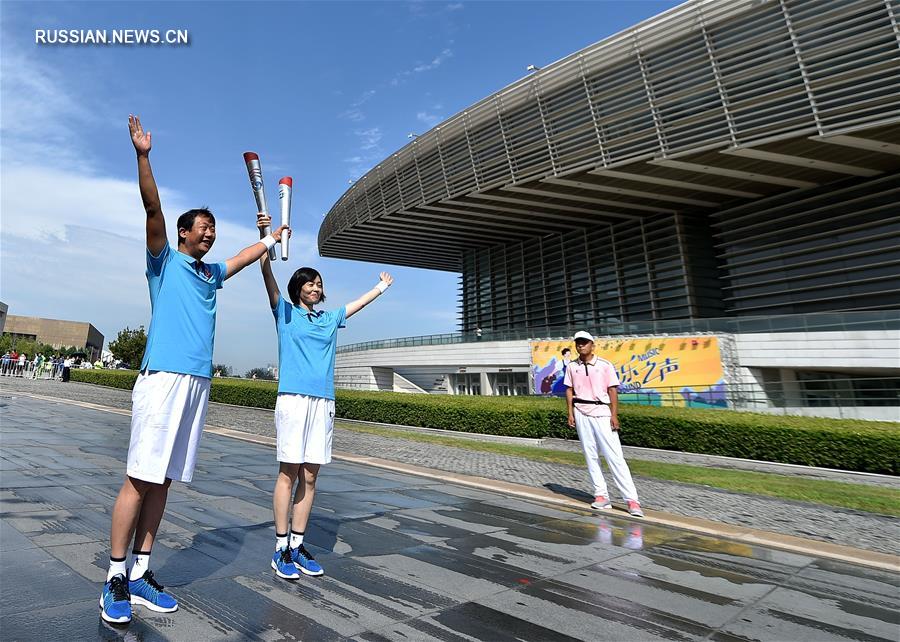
109,326,147,367
1,334,81,357
245,367,275,380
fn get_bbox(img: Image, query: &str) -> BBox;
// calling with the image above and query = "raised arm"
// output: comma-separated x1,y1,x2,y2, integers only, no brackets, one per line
224,223,290,281
345,272,393,319
256,213,281,308
129,115,167,255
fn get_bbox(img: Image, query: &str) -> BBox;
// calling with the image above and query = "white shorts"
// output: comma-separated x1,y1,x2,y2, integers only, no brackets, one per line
126,370,211,484
275,393,335,465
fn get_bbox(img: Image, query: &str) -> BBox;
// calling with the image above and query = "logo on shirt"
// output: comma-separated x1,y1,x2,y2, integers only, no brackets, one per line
194,260,212,279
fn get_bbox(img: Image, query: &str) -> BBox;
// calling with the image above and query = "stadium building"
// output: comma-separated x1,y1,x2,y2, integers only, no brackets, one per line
319,0,900,419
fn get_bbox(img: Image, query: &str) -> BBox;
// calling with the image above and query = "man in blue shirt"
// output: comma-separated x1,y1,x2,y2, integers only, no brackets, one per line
100,115,289,625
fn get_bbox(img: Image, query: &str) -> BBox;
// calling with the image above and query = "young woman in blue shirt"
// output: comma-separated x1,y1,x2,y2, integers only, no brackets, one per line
256,213,392,579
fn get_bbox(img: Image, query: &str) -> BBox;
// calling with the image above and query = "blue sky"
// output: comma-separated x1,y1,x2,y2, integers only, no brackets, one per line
1,0,680,374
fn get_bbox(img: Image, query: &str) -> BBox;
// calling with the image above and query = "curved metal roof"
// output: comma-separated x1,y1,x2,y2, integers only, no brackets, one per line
319,0,900,271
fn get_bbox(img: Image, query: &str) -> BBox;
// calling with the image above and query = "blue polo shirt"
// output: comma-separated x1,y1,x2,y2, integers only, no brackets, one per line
273,294,346,399
140,244,226,378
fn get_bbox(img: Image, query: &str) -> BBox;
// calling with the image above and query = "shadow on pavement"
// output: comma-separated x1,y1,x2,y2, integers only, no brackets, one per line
543,482,592,504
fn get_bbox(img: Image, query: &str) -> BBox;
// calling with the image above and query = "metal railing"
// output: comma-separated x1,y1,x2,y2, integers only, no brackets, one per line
337,310,900,354
0,360,65,380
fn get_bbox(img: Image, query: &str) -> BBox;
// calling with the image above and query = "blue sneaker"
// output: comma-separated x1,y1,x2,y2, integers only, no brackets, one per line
129,570,178,612
291,544,324,576
271,547,300,579
99,573,132,623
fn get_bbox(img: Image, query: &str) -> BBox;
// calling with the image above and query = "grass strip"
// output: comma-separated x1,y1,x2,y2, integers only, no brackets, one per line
336,421,900,517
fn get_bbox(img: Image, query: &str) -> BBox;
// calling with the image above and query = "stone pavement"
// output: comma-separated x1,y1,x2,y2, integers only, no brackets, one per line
2,378,898,556
2,393,899,641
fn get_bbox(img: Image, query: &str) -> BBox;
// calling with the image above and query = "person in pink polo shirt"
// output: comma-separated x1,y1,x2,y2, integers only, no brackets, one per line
564,330,644,517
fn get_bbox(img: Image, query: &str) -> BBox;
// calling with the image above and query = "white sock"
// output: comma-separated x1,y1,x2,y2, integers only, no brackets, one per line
130,550,151,581
107,556,127,581
290,530,304,549
275,533,288,551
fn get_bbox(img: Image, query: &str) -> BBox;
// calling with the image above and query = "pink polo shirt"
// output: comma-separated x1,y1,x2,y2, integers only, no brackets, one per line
563,356,620,417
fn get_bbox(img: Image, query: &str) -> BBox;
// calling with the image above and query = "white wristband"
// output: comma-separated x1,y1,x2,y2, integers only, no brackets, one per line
260,235,277,250
375,281,390,293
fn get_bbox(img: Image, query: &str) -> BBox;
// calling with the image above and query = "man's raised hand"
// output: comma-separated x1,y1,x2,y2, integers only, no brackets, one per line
258,214,290,242
129,115,152,156
270,225,291,243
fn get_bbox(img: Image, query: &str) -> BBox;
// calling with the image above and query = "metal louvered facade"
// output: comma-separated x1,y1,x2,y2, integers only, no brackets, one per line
319,0,900,332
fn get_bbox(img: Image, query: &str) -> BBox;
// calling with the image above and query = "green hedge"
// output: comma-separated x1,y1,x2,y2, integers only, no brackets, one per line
71,369,280,407
71,370,900,474
72,369,139,389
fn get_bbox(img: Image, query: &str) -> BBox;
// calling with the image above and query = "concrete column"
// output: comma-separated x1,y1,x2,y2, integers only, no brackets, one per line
779,368,803,407
735,367,768,411
480,372,492,396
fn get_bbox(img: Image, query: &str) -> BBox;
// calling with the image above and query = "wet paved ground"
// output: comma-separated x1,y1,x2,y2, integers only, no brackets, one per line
4,378,898,555
2,394,899,641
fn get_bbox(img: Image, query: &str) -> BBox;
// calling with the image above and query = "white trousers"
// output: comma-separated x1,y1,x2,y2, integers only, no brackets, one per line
127,370,210,484
574,413,639,502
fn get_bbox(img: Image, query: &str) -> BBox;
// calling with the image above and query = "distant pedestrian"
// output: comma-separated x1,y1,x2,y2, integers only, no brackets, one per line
32,354,43,379
565,330,644,518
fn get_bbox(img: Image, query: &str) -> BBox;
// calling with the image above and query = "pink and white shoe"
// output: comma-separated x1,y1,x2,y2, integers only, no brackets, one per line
626,500,645,517
591,495,612,510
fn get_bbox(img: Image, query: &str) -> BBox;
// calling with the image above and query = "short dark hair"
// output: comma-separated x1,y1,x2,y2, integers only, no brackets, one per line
287,267,325,305
561,348,571,356
176,208,215,244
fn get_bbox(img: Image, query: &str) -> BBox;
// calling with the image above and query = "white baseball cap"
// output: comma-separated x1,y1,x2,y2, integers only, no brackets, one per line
573,331,594,342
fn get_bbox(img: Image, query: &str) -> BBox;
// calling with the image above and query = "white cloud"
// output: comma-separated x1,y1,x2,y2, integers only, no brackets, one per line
344,127,386,179
354,89,376,106
416,110,444,128
355,127,383,151
390,47,454,86
1,165,179,243
413,48,453,73
408,2,463,18
339,108,366,122
338,89,377,122
0,51,98,171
